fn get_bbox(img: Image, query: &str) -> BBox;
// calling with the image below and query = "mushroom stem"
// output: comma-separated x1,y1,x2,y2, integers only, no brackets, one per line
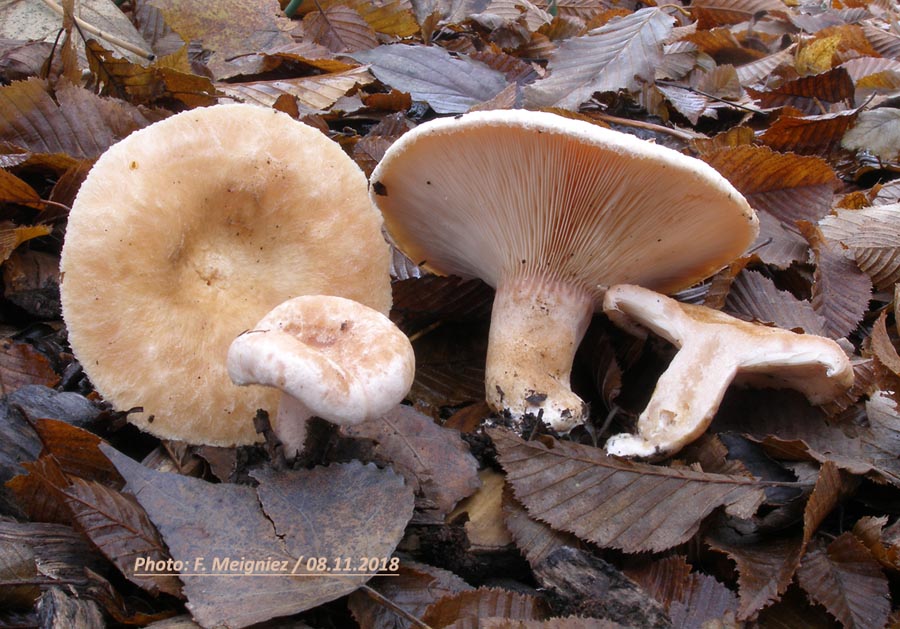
604,341,740,458
485,275,594,431
273,394,314,458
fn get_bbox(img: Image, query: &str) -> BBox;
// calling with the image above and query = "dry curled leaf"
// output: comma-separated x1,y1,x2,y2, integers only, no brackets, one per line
819,204,900,291
842,108,900,162
422,588,549,628
491,428,765,553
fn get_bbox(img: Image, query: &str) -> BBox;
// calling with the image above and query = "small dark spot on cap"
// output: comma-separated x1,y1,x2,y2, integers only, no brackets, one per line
130,161,138,170
426,180,432,185
525,391,547,404
454,114,463,120
372,181,388,196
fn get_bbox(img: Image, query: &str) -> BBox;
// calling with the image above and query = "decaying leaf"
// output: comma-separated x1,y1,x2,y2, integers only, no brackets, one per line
352,44,508,113
293,0,419,37
842,108,900,162
492,429,765,553
797,533,890,629
348,561,473,629
0,338,59,394
525,7,674,109
103,445,414,628
723,270,826,335
218,66,374,111
820,204,900,290
421,587,549,628
343,404,481,519
760,110,857,156
502,488,579,569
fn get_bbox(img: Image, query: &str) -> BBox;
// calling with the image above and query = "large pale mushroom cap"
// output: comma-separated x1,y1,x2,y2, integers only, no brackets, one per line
371,109,759,301
60,104,391,446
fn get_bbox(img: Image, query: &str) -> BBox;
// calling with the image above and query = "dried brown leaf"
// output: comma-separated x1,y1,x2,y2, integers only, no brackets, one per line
0,222,52,265
0,169,40,206
348,561,472,629
690,0,787,28
422,588,549,628
863,24,900,58
303,6,379,53
623,554,693,611
747,67,854,113
842,108,900,161
218,66,374,111
410,321,488,407
667,570,739,628
852,516,899,572
391,276,494,334
706,530,803,620
803,461,856,547
104,446,414,628
760,109,857,155
63,478,181,598
32,419,121,487
343,405,481,519
820,204,900,291
502,488,579,568
0,78,163,164
353,112,414,176
492,429,765,553
149,0,295,79
800,221,872,339
524,7,674,109
0,339,59,394
295,0,419,36
797,533,890,629
735,47,795,85
724,270,827,335
870,311,900,377
7,455,71,524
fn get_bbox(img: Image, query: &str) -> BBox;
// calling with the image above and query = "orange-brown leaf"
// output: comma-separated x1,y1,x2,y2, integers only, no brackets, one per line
422,588,549,628
0,339,59,395
760,110,857,155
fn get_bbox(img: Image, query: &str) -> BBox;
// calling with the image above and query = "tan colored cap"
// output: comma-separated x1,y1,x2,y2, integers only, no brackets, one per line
370,110,758,431
602,284,854,458
227,295,416,456
60,104,391,446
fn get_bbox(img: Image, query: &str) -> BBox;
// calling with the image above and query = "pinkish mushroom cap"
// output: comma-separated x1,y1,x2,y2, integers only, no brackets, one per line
227,295,416,456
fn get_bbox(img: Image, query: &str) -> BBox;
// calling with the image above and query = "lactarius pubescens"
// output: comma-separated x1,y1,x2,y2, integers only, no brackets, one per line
227,295,415,457
602,284,854,458
60,104,391,446
370,110,758,432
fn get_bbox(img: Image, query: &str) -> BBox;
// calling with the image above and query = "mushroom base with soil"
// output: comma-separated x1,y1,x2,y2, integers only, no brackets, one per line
485,275,594,432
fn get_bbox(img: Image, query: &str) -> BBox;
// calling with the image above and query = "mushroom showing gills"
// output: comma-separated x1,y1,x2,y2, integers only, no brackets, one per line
227,295,416,457
602,284,854,459
370,110,758,432
60,104,392,446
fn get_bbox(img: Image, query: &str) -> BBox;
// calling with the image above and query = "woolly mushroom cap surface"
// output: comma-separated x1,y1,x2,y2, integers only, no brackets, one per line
370,109,758,299
60,104,391,446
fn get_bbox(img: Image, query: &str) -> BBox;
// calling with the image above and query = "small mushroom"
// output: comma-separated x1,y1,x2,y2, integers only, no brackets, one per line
602,284,854,459
370,110,758,432
227,295,416,456
60,104,391,446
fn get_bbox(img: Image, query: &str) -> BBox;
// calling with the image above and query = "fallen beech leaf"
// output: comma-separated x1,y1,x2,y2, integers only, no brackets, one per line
103,445,414,628
348,561,473,629
352,45,508,114
293,0,419,36
624,554,693,611
800,222,871,339
706,530,802,621
422,587,549,628
0,338,59,394
343,405,481,520
218,66,374,111
353,112,414,177
747,67,854,113
667,570,739,628
0,223,52,265
735,47,795,85
303,6,378,53
0,78,163,164
491,429,765,553
852,516,899,572
869,312,900,378
391,276,494,335
2,249,61,319
525,8,674,109
63,478,182,598
796,34,841,75
724,270,827,335
502,488,579,569
7,455,71,524
753,212,810,269
797,533,890,629
819,204,900,290
149,0,294,79
689,0,786,28
448,469,511,549
32,419,121,487
0,169,41,206
760,110,857,156
841,108,900,161
410,321,489,408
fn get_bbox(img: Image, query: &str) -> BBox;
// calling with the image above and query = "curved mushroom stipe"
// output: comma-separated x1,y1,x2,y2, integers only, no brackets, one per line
371,110,758,432
602,284,854,459
227,295,415,456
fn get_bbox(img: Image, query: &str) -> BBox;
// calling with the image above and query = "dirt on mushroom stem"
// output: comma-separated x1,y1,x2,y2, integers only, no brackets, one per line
485,272,595,433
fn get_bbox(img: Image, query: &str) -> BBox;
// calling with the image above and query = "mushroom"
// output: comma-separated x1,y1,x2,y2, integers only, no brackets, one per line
602,284,854,459
370,110,758,432
60,104,391,446
227,295,416,456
